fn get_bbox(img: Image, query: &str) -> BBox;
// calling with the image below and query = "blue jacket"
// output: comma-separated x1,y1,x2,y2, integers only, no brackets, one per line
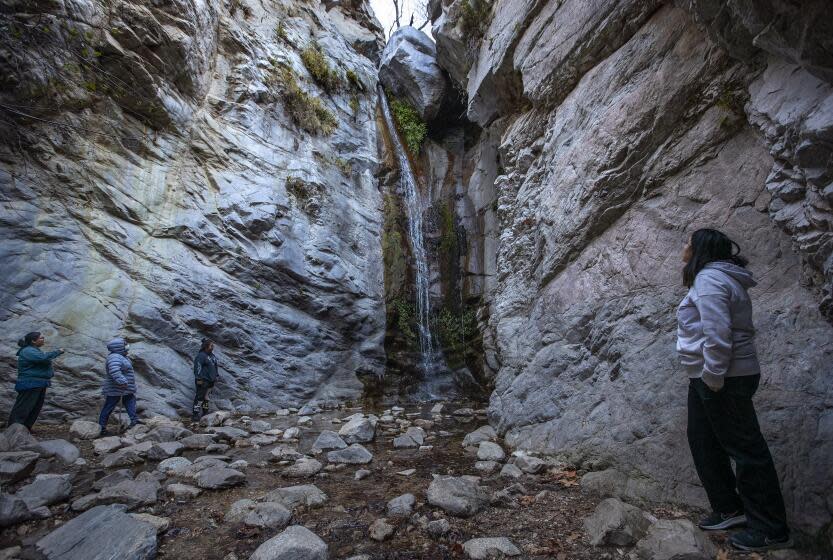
15,346,63,391
193,351,220,384
102,338,137,396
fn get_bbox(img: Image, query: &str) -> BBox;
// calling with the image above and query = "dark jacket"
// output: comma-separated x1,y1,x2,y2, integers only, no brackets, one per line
193,351,219,385
15,346,63,391
103,338,137,396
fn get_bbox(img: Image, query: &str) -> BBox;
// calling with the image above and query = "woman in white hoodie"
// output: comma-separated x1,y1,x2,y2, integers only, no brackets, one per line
678,228,790,552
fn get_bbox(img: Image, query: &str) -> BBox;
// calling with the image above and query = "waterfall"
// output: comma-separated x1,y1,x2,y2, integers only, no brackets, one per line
378,87,439,374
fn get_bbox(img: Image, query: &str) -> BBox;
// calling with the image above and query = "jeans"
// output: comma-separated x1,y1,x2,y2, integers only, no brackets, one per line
687,375,789,537
8,388,46,429
192,381,212,417
99,394,138,428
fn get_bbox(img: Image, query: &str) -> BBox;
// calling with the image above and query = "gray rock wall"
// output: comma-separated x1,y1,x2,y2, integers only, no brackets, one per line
431,0,833,539
0,0,386,417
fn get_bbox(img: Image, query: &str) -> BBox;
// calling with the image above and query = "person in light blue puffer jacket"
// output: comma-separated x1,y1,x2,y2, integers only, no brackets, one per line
98,337,140,435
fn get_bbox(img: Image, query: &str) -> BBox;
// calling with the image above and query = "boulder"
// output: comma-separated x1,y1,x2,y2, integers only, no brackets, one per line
180,434,216,449
462,426,497,448
147,441,184,460
166,483,202,500
513,455,546,474
95,472,160,509
69,420,101,440
282,427,301,441
338,416,376,444
283,457,323,478
463,537,522,559
3,424,37,450
249,525,328,560
94,469,134,490
475,461,500,474
226,499,292,529
311,431,347,451
326,444,373,464
584,498,654,546
142,425,192,442
209,426,249,442
369,518,395,541
264,484,328,510
0,451,40,482
387,493,416,517
378,26,447,121
0,493,51,527
427,518,451,538
477,442,505,462
635,519,717,560
100,448,145,468
426,475,489,518
249,420,272,433
499,464,523,479
270,445,303,462
70,493,99,512
94,436,124,455
16,473,72,508
195,467,245,489
158,456,192,475
200,411,232,427
36,505,157,560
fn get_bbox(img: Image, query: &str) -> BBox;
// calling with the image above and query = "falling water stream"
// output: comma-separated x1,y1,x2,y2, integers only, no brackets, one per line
378,87,441,378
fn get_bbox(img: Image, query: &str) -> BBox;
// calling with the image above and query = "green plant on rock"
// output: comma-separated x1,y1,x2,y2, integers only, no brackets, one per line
459,0,493,42
390,96,427,155
275,21,287,41
346,69,364,92
349,94,360,117
393,297,417,344
436,306,477,360
268,65,338,135
301,42,342,93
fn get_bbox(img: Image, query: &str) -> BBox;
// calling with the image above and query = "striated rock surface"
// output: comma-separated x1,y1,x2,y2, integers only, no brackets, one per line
0,0,386,418
429,0,833,540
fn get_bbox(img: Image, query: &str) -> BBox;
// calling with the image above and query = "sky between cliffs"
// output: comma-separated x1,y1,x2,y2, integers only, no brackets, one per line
369,0,433,39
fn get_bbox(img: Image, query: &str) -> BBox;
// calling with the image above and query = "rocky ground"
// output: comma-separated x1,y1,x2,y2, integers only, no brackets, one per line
0,403,826,559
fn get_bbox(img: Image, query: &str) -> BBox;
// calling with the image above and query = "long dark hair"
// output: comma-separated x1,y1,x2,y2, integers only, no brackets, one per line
683,228,748,288
200,338,214,353
17,332,41,348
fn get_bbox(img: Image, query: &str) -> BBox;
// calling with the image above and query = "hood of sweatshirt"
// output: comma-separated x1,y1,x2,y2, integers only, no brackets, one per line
703,261,757,289
107,338,127,355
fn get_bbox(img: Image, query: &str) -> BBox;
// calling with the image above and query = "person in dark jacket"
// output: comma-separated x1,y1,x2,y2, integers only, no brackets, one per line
98,337,140,435
192,338,219,422
678,229,791,552
8,332,64,429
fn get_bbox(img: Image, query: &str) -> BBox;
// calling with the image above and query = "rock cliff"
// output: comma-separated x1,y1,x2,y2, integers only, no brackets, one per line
0,0,387,417
427,0,833,541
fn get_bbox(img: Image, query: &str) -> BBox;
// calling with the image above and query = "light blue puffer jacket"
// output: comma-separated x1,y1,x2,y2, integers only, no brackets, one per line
102,338,137,396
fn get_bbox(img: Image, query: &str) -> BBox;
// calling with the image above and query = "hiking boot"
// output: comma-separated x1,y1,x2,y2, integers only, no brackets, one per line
730,529,792,551
128,420,143,429
698,511,747,530
99,428,111,438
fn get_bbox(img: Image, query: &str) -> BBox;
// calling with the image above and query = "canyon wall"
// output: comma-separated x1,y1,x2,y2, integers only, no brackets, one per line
429,0,833,541
0,0,386,418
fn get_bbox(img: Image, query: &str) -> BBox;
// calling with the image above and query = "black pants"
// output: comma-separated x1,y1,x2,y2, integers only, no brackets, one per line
687,375,789,537
192,382,211,416
8,388,46,429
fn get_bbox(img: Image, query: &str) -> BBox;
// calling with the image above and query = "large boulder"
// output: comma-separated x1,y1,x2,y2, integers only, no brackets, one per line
16,474,72,509
95,472,160,510
249,524,328,560
426,475,489,518
431,0,471,88
0,493,51,527
36,505,157,560
378,26,448,121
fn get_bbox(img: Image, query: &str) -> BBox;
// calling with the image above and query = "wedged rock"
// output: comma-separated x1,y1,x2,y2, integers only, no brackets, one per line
462,426,497,448
635,519,717,560
100,447,145,468
249,524,328,560
94,436,124,455
36,505,157,560
326,444,373,464
270,445,303,462
94,469,134,490
226,499,292,529
463,537,522,559
513,455,546,474
477,442,505,462
264,484,328,509
426,475,489,518
96,472,160,510
130,513,170,534
311,431,347,451
0,451,40,483
147,441,184,460
3,424,37,450
584,497,654,546
431,0,470,87
180,433,216,449
158,456,192,475
379,26,447,121
338,416,376,444
387,493,416,517
166,483,202,500
283,457,323,478
69,420,101,440
0,493,51,527
16,473,72,508
195,467,245,489
369,517,395,541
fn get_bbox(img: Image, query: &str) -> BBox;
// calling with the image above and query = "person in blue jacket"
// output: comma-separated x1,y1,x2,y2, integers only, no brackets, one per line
8,332,64,429
192,338,220,422
98,337,141,435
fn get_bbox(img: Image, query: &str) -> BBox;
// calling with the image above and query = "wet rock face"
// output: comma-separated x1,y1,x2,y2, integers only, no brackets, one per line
0,0,386,417
430,0,833,539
